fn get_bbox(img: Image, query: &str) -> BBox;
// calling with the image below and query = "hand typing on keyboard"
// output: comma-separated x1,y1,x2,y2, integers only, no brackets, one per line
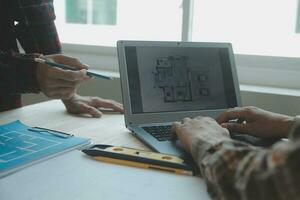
171,106,294,153
172,116,230,152
217,106,293,138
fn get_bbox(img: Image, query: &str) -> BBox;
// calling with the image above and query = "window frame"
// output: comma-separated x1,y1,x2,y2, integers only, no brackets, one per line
59,0,300,91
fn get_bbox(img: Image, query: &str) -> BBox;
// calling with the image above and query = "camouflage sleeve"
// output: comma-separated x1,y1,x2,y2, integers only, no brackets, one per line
192,118,300,200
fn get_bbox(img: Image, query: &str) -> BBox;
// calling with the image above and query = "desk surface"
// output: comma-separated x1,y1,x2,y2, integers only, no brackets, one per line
0,100,210,200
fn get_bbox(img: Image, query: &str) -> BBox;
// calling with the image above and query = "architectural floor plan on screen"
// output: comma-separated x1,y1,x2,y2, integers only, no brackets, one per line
153,55,210,103
136,47,227,113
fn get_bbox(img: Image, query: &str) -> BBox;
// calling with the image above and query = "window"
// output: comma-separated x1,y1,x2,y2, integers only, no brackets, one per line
56,0,300,57
54,0,182,46
65,0,88,24
65,0,117,25
54,0,300,90
192,0,300,57
296,0,300,33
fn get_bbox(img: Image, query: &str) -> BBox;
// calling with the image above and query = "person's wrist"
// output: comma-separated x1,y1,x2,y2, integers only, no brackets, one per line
202,133,230,146
190,132,231,162
62,93,78,104
280,116,295,137
288,116,300,140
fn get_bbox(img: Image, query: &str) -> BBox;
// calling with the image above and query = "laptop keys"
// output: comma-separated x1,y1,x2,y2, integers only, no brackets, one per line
142,125,175,141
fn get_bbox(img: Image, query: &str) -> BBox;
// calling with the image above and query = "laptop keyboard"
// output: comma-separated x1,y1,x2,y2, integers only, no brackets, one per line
142,125,174,141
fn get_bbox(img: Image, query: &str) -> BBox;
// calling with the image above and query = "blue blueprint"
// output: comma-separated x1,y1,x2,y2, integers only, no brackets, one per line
0,121,90,176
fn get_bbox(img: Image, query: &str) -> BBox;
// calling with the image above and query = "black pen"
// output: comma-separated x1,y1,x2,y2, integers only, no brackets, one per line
34,58,113,80
28,127,73,138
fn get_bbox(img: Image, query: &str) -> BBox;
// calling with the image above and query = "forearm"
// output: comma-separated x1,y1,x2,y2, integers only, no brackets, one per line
0,51,40,94
16,21,62,55
13,0,62,55
193,139,300,200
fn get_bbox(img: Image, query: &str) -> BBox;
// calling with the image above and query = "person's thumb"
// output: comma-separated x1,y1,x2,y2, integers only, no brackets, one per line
69,102,102,118
221,122,248,133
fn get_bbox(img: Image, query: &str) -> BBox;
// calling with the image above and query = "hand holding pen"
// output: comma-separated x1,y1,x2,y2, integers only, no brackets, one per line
34,54,123,117
36,54,91,99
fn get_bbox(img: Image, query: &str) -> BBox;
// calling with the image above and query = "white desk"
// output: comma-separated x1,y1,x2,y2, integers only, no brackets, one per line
0,100,211,200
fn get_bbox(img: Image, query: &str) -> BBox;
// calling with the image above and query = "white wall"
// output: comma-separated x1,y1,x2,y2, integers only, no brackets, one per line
241,90,300,116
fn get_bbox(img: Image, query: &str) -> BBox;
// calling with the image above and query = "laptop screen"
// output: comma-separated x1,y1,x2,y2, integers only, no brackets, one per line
124,46,237,114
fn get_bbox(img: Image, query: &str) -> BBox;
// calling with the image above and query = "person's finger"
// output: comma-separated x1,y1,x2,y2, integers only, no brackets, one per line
75,103,103,118
217,107,246,124
221,127,231,137
48,55,88,70
95,98,124,112
82,63,90,69
221,122,251,134
47,67,87,81
172,122,181,133
90,98,124,113
172,122,188,140
182,117,191,124
172,122,191,152
195,116,214,123
170,122,181,140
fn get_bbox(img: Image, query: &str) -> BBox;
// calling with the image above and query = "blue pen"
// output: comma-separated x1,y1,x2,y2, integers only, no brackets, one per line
34,58,113,80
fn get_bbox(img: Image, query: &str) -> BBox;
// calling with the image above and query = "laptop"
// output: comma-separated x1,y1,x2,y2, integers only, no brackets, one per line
117,40,275,157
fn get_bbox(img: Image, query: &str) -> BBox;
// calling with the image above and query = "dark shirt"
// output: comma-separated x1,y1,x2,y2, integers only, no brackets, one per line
0,0,61,111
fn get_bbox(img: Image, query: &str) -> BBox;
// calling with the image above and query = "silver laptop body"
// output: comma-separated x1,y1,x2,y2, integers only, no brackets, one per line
117,40,242,157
